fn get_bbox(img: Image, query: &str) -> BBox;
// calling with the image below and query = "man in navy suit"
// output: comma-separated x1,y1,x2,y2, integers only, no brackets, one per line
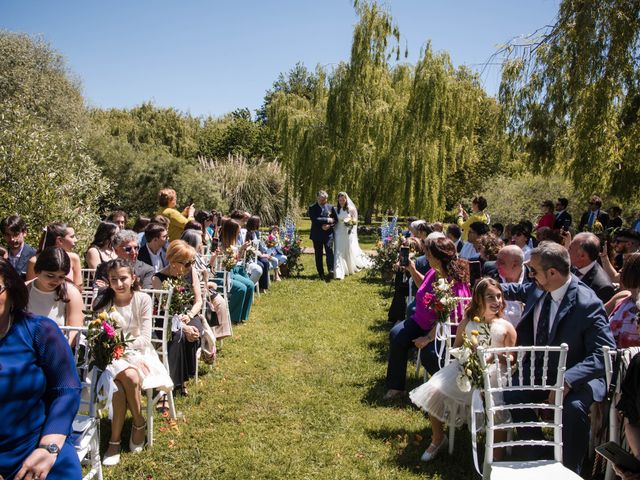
502,241,615,474
569,232,615,303
1,214,36,279
553,197,572,231
578,195,610,231
308,191,336,280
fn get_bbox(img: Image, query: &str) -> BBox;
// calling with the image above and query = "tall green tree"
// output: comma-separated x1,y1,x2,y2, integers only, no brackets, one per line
499,0,640,199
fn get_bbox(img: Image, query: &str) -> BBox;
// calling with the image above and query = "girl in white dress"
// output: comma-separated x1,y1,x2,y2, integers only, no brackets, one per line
26,247,83,345
333,192,372,280
95,259,173,466
409,278,517,462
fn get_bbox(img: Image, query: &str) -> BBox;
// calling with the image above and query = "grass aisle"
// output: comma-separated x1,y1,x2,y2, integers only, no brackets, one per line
105,256,475,479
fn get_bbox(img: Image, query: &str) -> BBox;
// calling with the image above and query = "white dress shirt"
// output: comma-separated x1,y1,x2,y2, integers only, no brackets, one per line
500,267,526,328
577,260,597,278
459,241,478,260
533,275,572,342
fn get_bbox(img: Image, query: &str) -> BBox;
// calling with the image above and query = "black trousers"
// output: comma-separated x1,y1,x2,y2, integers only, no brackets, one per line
312,237,334,277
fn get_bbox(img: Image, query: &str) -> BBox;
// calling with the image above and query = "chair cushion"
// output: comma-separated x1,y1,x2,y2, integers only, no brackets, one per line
489,460,583,480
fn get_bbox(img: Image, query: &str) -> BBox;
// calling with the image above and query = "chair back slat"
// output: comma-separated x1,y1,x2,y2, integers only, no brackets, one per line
478,343,569,466
141,288,173,372
81,269,96,290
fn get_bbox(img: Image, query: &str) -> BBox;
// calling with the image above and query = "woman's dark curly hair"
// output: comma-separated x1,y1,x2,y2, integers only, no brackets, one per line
426,237,469,284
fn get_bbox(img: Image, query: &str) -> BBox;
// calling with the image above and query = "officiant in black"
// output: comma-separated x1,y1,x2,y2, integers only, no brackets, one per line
309,190,337,280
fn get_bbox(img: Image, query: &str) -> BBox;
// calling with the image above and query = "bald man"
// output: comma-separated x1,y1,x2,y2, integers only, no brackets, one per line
491,245,531,327
569,232,615,303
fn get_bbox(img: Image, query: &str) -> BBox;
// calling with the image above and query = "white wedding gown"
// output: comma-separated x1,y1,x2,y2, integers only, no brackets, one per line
333,208,372,280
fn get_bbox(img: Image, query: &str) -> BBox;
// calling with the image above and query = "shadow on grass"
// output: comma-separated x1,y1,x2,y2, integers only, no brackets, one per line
366,425,477,479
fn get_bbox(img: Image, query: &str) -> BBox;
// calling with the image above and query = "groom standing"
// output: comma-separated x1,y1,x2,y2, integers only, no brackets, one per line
309,190,336,280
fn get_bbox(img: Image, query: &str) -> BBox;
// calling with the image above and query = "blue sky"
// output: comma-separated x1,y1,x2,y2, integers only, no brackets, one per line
1,0,560,118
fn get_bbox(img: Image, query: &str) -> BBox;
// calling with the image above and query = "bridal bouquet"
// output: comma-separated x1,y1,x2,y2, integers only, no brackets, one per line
87,308,133,370
422,278,461,324
450,322,491,392
343,216,357,227
222,247,238,271
161,278,195,317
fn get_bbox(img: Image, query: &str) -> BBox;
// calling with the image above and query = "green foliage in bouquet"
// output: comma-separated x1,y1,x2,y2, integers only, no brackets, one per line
87,309,132,371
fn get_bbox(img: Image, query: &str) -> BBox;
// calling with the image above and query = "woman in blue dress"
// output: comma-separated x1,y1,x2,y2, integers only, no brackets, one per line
0,258,81,480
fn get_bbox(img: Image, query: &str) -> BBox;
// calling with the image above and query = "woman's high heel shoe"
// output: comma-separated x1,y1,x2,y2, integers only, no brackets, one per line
129,421,146,454
102,441,121,466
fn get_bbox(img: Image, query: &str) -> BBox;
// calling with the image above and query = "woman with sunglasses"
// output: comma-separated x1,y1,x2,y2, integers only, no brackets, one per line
0,257,82,480
152,240,204,396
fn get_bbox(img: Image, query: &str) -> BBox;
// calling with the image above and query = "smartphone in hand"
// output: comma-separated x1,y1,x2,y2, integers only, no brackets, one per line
399,246,410,267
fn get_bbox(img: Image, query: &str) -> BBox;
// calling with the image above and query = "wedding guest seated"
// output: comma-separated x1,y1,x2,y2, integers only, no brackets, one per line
106,210,128,231
26,222,82,288
614,351,640,480
85,221,119,269
430,222,444,233
152,241,205,396
536,226,563,244
486,245,530,327
229,210,251,243
609,205,624,230
220,219,255,323
388,221,432,324
502,241,615,474
459,221,488,260
608,253,640,348
457,196,488,241
180,228,232,341
139,215,170,248
520,219,536,248
95,230,154,289
0,258,82,480
610,228,640,271
384,236,470,399
569,232,615,303
157,188,195,242
410,278,516,461
138,223,168,272
536,200,556,231
26,247,83,345
0,214,37,279
490,223,504,239
445,224,464,254
244,216,271,291
265,225,287,281
131,216,150,234
229,214,262,286
510,223,532,261
94,259,173,466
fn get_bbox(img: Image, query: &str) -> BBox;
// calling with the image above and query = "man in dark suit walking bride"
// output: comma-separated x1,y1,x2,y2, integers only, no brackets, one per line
309,190,336,280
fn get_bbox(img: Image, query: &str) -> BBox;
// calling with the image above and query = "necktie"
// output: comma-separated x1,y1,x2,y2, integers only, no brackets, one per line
588,210,596,227
534,293,553,380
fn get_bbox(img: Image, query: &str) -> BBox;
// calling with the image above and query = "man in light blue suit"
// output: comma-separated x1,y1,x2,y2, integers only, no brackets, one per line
501,241,615,475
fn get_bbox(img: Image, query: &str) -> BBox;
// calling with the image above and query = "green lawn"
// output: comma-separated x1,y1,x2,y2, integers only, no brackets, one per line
102,255,477,479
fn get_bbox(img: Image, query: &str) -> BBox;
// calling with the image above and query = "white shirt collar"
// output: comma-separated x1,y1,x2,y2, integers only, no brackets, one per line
549,275,572,303
578,260,597,276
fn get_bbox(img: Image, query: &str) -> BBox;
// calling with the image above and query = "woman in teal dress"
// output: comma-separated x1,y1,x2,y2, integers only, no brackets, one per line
0,258,81,479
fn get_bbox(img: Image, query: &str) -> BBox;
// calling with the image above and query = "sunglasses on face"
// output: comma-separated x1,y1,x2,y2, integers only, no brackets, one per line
178,260,194,268
123,245,140,253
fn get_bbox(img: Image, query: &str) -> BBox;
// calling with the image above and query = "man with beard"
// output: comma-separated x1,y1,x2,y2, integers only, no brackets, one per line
501,241,615,474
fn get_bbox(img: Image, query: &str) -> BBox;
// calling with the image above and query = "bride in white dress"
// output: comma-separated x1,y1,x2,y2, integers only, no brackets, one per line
333,192,372,280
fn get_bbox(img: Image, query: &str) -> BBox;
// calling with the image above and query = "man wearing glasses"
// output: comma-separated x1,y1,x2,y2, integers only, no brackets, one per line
578,195,610,232
501,241,615,475
94,230,154,288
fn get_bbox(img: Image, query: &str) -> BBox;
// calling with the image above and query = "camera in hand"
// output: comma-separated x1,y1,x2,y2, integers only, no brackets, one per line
399,246,410,267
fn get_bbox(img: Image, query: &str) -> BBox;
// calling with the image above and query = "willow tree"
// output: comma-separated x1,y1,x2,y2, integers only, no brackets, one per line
267,66,329,207
325,1,408,222
499,0,640,199
267,1,507,220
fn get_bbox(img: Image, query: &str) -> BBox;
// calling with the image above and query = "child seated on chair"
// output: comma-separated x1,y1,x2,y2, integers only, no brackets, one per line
94,259,173,467
409,278,517,462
